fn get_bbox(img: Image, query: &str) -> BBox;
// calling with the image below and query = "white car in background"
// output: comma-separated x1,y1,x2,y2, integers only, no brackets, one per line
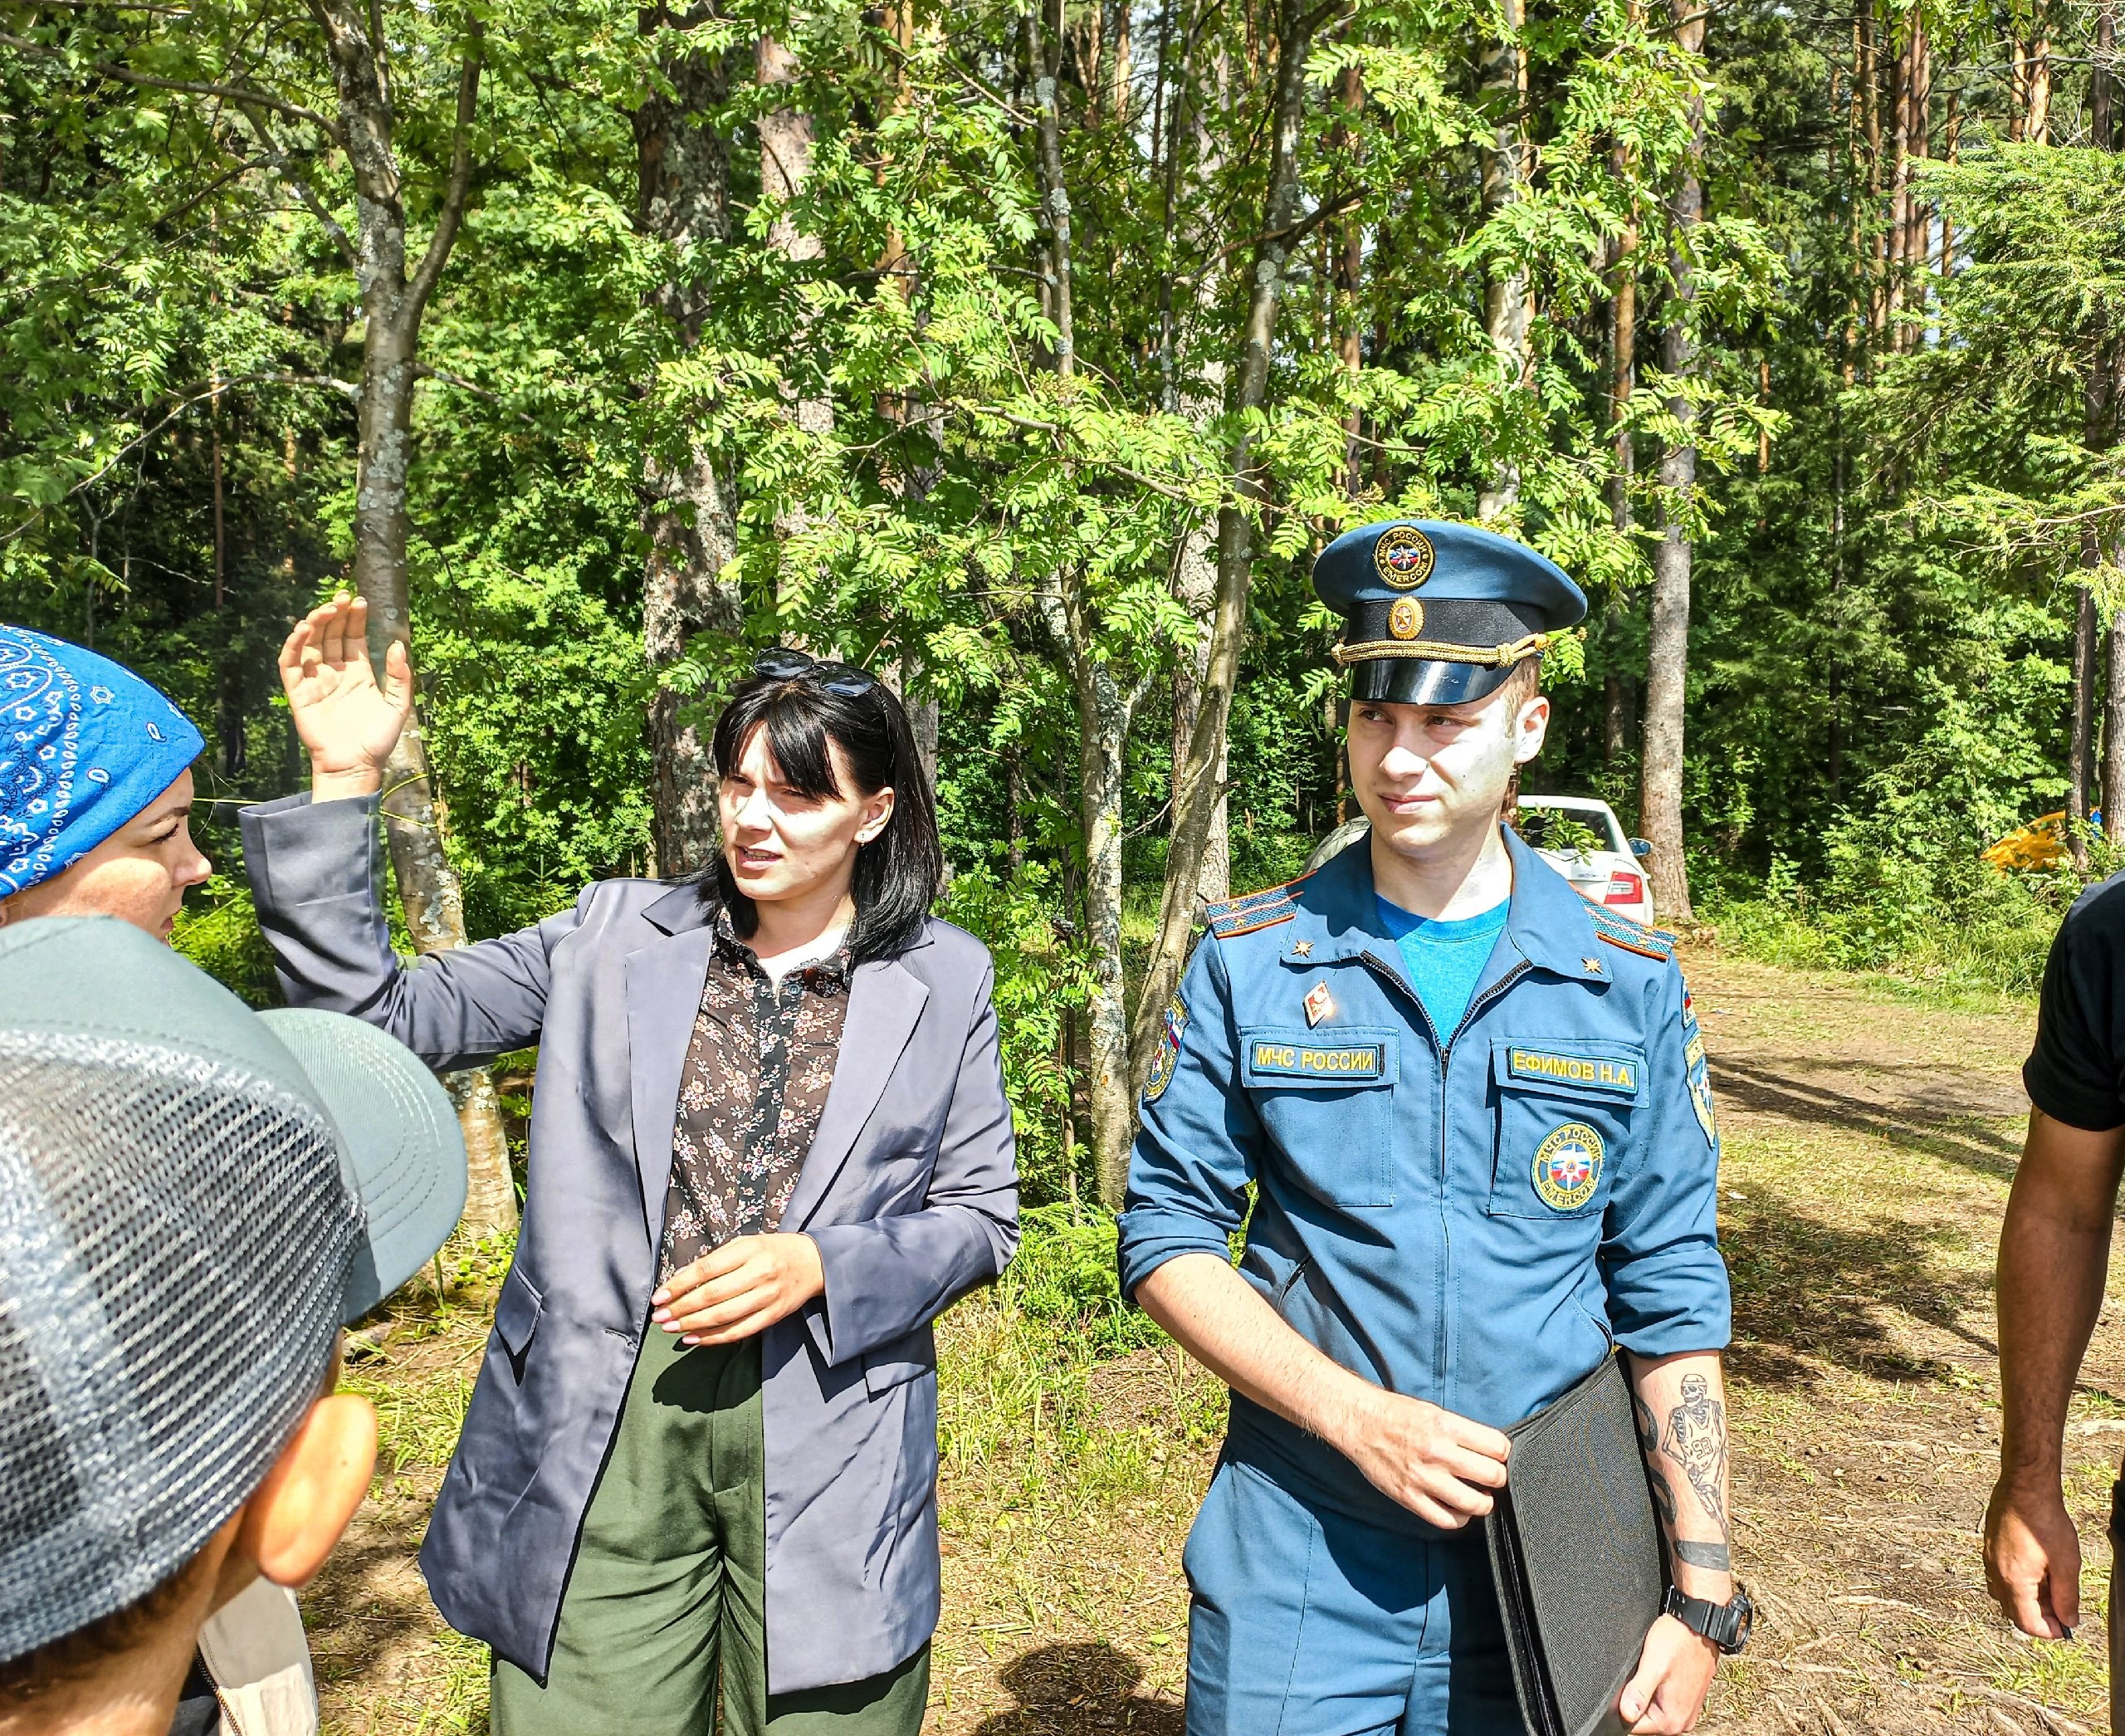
1299,795,1658,928
1512,795,1656,927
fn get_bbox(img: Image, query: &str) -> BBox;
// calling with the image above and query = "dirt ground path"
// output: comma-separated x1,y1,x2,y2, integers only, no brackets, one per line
311,949,2118,1734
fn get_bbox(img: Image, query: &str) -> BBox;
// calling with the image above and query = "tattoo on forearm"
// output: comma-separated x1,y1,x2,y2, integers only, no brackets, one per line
1661,1373,1731,1540
1633,1386,1679,1526
1673,1538,1732,1572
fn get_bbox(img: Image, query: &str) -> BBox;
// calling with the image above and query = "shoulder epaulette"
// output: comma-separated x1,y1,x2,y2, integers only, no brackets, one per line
1205,872,1314,939
1587,902,1678,961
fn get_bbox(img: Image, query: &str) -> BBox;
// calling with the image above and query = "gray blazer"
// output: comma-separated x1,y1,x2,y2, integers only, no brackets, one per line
240,794,1019,1694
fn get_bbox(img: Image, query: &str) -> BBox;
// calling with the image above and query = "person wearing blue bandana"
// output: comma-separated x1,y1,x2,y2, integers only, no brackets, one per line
0,626,211,942
1118,522,1742,1735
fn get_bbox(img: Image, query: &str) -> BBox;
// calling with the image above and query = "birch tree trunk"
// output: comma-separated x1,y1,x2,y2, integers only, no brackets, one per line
637,12,739,874
1028,0,1138,1205
320,3,515,1235
1638,0,1703,924
1131,0,1336,1098
1171,522,1229,906
2071,586,2098,868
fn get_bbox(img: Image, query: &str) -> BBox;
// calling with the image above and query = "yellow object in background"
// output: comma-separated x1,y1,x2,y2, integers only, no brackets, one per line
1983,812,2070,871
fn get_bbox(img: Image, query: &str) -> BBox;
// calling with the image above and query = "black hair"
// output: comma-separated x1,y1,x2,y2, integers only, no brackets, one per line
707,671,944,962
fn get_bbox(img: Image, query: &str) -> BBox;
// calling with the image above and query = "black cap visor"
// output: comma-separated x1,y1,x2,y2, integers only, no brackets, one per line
1348,656,1520,707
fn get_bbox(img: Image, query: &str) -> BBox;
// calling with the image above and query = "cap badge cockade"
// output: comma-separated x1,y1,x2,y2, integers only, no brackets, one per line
1372,525,1435,590
1388,597,1424,641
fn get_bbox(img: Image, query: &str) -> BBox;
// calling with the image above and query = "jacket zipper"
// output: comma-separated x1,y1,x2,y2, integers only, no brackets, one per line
1359,951,1533,1400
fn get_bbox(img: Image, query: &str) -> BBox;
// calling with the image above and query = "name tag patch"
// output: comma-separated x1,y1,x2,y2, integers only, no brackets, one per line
1251,1041,1384,1079
1507,1048,1639,1096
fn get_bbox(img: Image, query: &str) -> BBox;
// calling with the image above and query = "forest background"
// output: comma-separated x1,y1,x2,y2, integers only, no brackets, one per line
4,0,2123,1228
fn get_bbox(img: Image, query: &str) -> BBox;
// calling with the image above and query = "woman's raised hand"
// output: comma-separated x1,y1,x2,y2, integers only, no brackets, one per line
278,594,416,800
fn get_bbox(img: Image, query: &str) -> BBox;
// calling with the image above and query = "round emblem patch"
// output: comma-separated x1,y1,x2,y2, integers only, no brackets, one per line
1531,1122,1605,1211
1144,995,1189,1103
1387,596,1424,640
1372,525,1435,590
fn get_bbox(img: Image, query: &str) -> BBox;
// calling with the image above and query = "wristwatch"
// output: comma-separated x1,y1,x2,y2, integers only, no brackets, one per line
1663,1582,1754,1655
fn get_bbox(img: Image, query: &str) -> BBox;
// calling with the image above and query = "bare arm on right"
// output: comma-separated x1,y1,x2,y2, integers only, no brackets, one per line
1985,1108,2125,1638
1136,1252,1511,1529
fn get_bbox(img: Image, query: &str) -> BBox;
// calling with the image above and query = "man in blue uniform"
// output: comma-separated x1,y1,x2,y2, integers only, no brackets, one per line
1118,521,1746,1735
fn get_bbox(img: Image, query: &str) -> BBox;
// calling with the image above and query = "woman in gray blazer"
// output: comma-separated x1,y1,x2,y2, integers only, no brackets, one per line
243,597,1019,1735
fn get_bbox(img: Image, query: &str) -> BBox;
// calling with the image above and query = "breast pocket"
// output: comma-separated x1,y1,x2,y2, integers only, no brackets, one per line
1486,1039,1645,1220
1240,1025,1400,1209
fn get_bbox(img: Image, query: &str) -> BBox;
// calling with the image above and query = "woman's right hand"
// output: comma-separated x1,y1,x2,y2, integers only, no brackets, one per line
278,594,416,801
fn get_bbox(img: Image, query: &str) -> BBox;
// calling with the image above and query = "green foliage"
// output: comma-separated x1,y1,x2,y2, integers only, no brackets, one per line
170,876,279,1005
6,0,2122,1166
938,864,1097,1204
996,1205,1165,1360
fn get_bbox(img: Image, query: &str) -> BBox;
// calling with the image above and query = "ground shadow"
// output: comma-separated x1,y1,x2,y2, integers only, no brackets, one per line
1712,1057,2025,1184
1721,1181,2004,1390
969,1642,1185,1734
300,1492,442,1692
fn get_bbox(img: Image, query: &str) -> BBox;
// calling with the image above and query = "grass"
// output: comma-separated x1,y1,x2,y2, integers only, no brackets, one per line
1700,893,2053,1018
318,943,2121,1734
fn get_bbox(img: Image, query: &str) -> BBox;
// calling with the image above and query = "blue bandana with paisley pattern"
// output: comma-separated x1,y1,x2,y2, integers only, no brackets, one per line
0,627,204,897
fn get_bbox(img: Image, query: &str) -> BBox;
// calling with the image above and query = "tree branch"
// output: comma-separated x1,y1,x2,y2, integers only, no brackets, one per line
408,16,483,315
967,406,1204,501
412,362,542,428
233,107,356,264
1180,185,1368,284
0,373,356,546
0,30,346,143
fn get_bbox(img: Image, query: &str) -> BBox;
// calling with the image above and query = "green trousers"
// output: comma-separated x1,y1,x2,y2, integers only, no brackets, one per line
490,1326,931,1736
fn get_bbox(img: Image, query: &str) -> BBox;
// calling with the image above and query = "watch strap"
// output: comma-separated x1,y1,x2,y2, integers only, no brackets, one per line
1662,1582,1752,1654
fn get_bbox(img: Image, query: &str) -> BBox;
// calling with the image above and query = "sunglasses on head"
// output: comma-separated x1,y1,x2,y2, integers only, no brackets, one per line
753,648,879,698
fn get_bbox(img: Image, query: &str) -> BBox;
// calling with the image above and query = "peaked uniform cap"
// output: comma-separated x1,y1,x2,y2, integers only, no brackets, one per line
1312,520,1587,706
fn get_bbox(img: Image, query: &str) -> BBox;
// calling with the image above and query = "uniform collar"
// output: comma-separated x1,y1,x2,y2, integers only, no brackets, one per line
1280,824,1605,985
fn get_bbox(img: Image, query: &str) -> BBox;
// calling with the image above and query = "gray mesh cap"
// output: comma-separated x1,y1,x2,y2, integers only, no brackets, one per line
0,917,468,1664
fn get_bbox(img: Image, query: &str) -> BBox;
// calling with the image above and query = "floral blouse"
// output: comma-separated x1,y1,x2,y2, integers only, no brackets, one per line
659,910,853,1281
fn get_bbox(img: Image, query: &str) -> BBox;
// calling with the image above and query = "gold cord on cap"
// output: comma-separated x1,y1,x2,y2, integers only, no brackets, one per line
1332,631,1551,669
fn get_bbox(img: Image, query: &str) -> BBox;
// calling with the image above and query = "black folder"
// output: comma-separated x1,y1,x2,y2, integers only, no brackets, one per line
1483,1353,1668,1736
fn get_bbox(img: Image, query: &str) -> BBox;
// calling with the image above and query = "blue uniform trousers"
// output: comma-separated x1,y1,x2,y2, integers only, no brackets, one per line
1183,1458,1522,1736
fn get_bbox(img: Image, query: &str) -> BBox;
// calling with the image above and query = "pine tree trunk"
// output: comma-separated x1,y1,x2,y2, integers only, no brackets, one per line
638,12,739,875
1901,10,1929,350
2072,587,2098,868
2026,33,2052,143
760,32,831,581
1884,7,1909,338
321,3,515,1237
1639,0,1704,925
2094,3,2120,840
1477,0,1531,521
1331,65,1365,493
2104,606,2125,847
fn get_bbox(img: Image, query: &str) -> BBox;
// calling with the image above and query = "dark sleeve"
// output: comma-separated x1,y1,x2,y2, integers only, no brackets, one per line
2025,888,2125,1131
166,1654,222,1736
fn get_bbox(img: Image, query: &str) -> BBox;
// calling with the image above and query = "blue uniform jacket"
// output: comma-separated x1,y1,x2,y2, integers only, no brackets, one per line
1117,828,1728,1531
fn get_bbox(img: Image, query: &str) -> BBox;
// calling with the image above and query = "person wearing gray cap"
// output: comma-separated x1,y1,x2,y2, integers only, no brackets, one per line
0,917,468,1736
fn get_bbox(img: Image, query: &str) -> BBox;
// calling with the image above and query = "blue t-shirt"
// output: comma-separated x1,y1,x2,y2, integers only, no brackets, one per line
1375,894,1511,1040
